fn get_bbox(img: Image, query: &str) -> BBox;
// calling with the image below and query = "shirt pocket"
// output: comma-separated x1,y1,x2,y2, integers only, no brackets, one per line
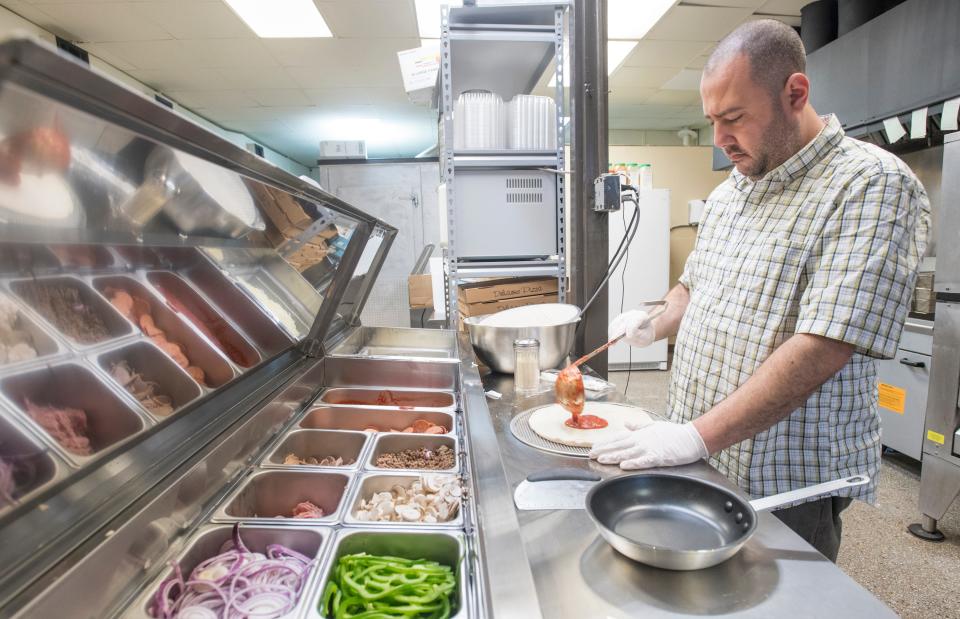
729,237,809,315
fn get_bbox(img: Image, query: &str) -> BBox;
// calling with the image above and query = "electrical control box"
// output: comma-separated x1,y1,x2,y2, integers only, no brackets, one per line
593,173,623,212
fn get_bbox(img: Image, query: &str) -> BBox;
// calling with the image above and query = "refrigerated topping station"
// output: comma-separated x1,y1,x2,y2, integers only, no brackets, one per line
0,38,897,619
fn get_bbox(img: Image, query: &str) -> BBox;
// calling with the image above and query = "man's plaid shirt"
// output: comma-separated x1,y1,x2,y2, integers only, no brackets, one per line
671,114,930,504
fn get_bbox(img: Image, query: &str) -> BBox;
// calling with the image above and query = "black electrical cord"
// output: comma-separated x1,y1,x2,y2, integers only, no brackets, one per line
621,205,633,396
576,188,642,336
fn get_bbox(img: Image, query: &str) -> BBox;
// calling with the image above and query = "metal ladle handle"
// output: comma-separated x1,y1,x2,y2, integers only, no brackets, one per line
749,475,870,512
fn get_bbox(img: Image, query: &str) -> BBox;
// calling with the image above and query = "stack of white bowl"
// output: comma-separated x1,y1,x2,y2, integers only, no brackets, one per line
454,90,506,151
507,95,557,151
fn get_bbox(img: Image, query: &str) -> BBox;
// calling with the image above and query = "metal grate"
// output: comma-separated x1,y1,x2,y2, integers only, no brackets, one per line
509,407,590,458
505,176,544,206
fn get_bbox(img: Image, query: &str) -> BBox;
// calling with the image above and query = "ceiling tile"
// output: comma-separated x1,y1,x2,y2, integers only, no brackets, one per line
242,89,311,107
166,90,259,109
83,42,138,71
622,39,713,69
179,38,279,68
608,87,658,105
609,66,680,91
199,105,316,123
756,0,811,16
134,1,254,39
217,66,299,89
645,89,703,105
303,87,410,106
610,103,691,118
686,53,712,70
316,0,418,38
0,1,57,31
87,40,195,70
677,0,765,7
661,68,702,90
287,64,404,90
131,66,229,92
264,37,419,68
28,3,172,42
645,6,753,41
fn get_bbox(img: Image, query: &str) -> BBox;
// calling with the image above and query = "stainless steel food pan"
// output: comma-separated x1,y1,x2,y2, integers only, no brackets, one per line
48,244,116,270
0,360,147,467
146,271,261,369
263,429,368,470
167,255,293,355
299,406,455,436
329,327,458,361
366,433,459,474
0,411,69,516
93,340,203,421
8,275,135,352
343,473,463,529
131,524,329,619
213,469,351,525
0,291,66,372
91,274,236,388
318,387,456,412
306,529,467,619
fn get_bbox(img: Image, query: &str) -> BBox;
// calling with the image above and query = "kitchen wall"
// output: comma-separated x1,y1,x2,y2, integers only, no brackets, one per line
0,5,310,178
607,145,728,287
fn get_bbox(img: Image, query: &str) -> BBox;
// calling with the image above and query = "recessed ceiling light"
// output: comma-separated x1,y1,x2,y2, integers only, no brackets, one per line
548,40,637,86
415,0,463,39
608,0,676,40
224,0,332,38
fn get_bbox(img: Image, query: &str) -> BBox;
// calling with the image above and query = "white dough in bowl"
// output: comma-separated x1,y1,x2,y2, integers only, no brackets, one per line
528,402,655,448
480,303,580,328
173,151,262,229
0,172,78,225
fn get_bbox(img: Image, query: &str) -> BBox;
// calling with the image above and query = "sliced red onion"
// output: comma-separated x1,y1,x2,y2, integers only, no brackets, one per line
150,525,311,619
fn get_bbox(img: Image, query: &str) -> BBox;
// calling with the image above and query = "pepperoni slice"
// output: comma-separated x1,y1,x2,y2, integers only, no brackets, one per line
565,414,609,430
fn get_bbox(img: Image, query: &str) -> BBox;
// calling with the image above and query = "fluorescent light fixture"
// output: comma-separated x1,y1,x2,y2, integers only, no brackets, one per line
415,0,462,39
548,40,637,86
608,0,676,40
224,0,332,38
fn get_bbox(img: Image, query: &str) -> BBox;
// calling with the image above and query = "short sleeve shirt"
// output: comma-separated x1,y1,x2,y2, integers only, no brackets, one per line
672,114,930,503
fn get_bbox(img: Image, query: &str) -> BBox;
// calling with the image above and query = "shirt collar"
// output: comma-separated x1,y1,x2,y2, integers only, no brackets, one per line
731,114,844,191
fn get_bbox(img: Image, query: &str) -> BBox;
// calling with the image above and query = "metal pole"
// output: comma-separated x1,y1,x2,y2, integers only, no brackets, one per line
570,0,609,376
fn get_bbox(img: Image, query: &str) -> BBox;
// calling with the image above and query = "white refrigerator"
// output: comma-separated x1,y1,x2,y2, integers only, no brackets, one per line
608,188,670,370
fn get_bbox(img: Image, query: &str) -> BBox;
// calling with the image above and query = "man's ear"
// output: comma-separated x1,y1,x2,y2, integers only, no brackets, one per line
784,72,809,112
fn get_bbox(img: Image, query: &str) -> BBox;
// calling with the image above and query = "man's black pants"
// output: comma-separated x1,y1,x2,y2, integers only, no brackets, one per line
771,496,853,562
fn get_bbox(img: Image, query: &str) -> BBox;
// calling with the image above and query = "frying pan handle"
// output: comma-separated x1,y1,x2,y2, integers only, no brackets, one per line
748,475,870,512
526,468,602,483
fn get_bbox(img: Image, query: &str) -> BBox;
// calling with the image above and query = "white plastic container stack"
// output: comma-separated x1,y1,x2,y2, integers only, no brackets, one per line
507,95,557,151
454,90,505,150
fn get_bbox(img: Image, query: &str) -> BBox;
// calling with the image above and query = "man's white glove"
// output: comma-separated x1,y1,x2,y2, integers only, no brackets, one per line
608,309,655,348
589,420,708,470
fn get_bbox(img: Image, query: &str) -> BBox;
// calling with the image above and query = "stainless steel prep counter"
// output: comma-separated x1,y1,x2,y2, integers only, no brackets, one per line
458,333,895,618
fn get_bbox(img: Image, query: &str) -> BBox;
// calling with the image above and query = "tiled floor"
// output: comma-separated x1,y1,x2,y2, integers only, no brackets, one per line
610,368,960,619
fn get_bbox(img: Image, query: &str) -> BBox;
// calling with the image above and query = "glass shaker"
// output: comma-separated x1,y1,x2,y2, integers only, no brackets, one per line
514,338,540,394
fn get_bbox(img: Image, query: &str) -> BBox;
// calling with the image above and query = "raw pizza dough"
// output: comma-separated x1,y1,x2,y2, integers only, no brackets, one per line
528,403,655,448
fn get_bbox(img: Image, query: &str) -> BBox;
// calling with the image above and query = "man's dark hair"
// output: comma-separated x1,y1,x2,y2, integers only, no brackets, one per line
704,19,806,98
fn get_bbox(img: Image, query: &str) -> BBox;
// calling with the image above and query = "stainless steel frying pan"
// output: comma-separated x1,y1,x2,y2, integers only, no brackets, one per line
513,469,869,570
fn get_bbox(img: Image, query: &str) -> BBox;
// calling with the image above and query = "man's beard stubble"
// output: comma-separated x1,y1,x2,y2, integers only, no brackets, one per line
741,107,802,181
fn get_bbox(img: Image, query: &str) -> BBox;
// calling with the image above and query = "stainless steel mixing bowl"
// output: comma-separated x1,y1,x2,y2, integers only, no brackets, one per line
464,315,578,373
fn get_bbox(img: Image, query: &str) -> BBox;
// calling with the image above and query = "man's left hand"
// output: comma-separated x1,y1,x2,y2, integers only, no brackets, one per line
589,420,708,469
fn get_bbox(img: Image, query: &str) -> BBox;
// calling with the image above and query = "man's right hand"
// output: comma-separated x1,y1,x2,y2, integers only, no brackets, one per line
609,309,655,347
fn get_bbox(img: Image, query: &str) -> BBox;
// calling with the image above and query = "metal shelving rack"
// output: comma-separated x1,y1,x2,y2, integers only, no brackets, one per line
439,3,568,324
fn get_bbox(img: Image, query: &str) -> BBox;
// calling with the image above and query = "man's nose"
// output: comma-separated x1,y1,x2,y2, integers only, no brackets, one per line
713,123,733,148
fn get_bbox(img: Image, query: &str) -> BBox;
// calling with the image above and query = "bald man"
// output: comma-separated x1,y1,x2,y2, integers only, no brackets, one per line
593,20,930,560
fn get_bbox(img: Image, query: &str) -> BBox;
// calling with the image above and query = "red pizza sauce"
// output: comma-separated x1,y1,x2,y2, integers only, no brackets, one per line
565,414,608,430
